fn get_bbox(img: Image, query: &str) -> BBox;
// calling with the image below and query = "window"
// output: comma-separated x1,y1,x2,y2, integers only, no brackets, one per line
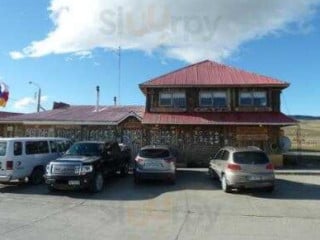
14,142,22,156
200,92,213,106
56,140,72,152
26,141,49,155
139,148,170,158
233,151,269,164
239,92,253,106
159,92,186,108
50,141,58,153
173,92,186,108
222,151,229,161
214,150,224,159
253,92,267,106
200,91,227,108
239,91,267,107
159,93,172,106
0,141,7,156
66,142,103,156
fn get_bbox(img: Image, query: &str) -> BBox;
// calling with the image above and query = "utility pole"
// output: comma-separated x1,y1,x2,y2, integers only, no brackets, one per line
118,46,121,106
29,81,41,112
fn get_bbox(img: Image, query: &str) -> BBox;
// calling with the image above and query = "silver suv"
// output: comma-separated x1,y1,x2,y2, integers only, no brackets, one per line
209,146,275,193
134,145,176,184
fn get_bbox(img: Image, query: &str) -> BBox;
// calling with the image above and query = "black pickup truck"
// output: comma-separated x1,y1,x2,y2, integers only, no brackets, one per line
44,141,131,193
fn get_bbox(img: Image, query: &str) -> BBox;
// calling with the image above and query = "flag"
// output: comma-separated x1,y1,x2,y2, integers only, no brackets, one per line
0,82,9,107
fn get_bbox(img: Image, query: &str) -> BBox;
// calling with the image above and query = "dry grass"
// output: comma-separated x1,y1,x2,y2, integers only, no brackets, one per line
283,120,320,151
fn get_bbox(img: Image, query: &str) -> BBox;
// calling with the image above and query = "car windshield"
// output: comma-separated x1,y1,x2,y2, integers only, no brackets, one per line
139,148,170,158
233,151,269,164
65,143,103,156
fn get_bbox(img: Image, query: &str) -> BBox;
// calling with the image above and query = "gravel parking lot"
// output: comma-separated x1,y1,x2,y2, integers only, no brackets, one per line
1,169,320,240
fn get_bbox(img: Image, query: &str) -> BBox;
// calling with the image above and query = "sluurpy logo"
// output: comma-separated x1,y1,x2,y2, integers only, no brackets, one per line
0,82,9,107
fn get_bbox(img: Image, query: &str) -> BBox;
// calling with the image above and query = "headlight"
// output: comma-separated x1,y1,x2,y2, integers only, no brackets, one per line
80,165,93,174
46,164,50,174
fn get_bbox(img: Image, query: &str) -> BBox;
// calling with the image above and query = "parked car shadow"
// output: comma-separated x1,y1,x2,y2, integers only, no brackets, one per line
0,168,219,200
2,170,319,201
232,178,320,200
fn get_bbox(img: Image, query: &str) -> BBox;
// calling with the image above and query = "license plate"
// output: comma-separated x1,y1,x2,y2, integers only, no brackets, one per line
68,180,80,185
144,162,162,168
248,176,262,181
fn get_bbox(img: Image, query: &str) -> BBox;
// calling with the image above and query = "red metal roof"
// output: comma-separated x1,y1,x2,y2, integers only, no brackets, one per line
140,60,289,90
142,112,297,126
0,111,23,119
0,106,145,124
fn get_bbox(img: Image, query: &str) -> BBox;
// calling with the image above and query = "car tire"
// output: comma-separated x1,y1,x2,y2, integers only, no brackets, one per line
168,179,176,185
90,172,104,193
47,185,57,193
120,163,129,177
134,175,140,184
221,174,231,193
264,185,275,193
29,168,44,185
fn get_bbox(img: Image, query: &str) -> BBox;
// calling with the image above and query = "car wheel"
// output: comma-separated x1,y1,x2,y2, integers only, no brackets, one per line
168,175,176,185
29,168,44,185
264,186,275,193
168,179,176,185
221,174,231,193
47,185,57,193
134,174,140,184
90,172,104,193
120,163,129,177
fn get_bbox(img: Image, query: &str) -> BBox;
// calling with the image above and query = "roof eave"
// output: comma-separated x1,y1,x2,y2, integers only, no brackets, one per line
142,122,297,126
140,83,289,90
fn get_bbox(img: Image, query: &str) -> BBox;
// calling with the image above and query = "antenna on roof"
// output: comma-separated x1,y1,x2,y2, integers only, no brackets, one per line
96,85,100,112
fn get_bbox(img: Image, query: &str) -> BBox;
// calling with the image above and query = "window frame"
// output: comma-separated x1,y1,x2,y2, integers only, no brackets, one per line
159,91,186,108
239,90,267,107
199,91,228,108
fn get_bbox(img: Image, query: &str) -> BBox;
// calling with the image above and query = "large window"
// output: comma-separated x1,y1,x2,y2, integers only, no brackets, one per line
159,92,186,108
239,91,267,107
26,141,49,155
199,91,227,108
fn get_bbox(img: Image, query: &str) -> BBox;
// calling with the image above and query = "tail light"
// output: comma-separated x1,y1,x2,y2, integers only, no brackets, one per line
6,161,13,170
164,157,176,163
227,163,241,171
135,157,144,163
266,163,274,170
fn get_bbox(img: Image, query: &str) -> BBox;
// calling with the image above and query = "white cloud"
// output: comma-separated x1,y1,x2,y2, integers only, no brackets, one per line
9,51,25,60
9,0,320,63
13,96,49,112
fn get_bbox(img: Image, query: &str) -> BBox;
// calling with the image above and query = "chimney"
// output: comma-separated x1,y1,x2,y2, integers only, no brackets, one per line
113,96,117,106
96,86,100,112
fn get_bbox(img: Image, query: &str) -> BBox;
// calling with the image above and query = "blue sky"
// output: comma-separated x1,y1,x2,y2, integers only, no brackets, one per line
0,0,320,116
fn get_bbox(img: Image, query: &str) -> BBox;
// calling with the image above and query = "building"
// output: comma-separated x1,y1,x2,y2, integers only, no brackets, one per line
0,105,145,156
140,60,296,165
0,60,296,166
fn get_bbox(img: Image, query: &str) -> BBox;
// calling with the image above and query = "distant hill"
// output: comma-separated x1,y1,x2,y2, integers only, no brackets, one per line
290,115,320,121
